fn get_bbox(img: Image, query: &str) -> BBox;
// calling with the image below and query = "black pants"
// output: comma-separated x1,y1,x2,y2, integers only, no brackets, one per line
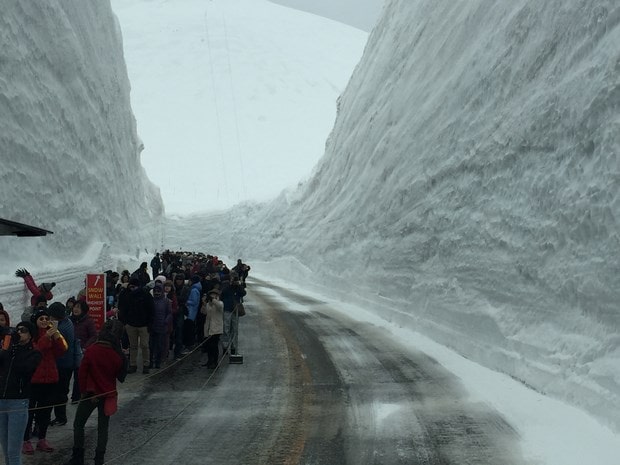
53,367,73,422
182,319,195,347
24,383,55,440
73,397,109,453
205,334,220,367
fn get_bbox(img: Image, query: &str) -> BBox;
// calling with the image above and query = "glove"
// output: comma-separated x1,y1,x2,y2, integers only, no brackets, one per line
15,268,30,278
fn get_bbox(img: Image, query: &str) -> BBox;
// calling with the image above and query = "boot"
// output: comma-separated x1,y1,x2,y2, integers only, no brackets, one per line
21,440,34,455
94,449,105,465
63,447,85,465
36,438,54,452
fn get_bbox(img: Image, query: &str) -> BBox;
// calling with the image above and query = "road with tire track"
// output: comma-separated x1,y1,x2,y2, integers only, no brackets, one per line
28,277,525,465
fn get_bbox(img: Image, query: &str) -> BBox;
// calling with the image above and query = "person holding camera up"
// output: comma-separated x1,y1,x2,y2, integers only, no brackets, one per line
0,319,42,465
200,289,224,369
22,308,68,455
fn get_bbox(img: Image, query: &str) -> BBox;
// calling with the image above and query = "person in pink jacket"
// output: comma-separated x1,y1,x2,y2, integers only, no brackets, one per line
15,269,55,308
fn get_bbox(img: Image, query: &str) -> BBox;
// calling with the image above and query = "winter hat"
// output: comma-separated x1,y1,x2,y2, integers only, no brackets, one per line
47,302,67,319
191,275,201,284
16,321,35,336
30,309,50,325
207,288,220,296
155,275,166,283
40,282,56,293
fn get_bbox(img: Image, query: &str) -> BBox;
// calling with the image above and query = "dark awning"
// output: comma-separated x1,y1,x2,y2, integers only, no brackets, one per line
0,218,54,237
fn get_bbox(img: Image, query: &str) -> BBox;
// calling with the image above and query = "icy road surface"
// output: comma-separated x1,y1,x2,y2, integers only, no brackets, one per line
30,277,523,465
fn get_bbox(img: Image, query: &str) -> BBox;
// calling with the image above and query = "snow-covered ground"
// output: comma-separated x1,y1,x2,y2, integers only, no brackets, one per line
1,0,619,463
255,266,620,465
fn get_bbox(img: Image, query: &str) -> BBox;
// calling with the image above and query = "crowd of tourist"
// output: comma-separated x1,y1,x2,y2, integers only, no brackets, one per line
0,250,250,465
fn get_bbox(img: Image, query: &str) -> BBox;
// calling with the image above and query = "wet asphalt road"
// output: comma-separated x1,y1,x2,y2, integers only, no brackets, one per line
28,277,525,465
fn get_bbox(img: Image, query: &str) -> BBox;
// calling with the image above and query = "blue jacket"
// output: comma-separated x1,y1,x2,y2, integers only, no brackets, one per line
56,318,81,369
186,282,202,321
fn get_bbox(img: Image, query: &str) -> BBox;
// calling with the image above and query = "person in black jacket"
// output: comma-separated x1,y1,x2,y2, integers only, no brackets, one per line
220,274,246,355
130,263,150,288
117,278,154,374
172,274,190,359
0,321,42,465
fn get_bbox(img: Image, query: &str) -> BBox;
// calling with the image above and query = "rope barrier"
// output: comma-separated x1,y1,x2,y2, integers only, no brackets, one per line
104,335,230,464
0,335,211,415
1,307,243,464
104,309,242,464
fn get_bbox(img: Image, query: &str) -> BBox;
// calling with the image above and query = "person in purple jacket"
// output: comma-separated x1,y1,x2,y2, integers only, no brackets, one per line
69,301,97,403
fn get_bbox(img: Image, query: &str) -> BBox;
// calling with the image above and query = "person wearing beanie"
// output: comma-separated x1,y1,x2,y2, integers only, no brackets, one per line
64,320,127,465
47,303,81,428
22,309,67,455
0,320,41,465
117,278,155,374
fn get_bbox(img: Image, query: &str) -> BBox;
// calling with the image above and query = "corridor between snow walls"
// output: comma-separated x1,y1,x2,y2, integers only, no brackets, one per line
0,1,164,271
167,0,620,430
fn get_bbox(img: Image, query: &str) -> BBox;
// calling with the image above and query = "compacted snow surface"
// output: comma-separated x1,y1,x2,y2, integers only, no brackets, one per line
1,0,619,463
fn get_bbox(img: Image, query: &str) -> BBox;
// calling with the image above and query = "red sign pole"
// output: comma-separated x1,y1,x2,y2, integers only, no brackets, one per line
86,273,106,332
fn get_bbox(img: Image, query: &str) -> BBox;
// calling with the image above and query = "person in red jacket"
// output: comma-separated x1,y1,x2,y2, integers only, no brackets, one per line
63,319,127,465
22,309,67,455
14,269,55,308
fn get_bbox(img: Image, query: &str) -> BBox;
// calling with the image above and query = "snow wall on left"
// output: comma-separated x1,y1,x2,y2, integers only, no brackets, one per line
0,1,164,271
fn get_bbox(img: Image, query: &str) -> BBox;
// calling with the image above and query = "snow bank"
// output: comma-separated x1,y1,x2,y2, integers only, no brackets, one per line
167,0,620,430
0,0,164,273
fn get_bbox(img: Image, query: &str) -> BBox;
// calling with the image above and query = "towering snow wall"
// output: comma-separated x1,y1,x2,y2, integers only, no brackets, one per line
168,0,620,429
0,1,164,270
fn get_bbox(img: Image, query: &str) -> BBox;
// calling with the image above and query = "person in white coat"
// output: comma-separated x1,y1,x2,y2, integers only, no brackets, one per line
200,289,223,369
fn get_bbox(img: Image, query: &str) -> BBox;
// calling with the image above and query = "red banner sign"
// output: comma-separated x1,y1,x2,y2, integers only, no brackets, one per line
86,273,106,331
